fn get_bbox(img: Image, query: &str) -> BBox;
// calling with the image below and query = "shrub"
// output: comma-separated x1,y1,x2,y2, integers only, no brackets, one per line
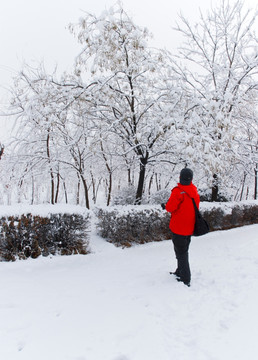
95,206,171,247
95,202,258,247
144,189,171,205
0,212,90,261
112,186,137,205
202,203,258,231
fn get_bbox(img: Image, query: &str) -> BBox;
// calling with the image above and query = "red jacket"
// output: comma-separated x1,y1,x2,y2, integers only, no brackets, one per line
165,183,200,236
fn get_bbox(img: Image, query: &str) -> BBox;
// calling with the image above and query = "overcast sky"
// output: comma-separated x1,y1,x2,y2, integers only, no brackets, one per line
0,0,257,139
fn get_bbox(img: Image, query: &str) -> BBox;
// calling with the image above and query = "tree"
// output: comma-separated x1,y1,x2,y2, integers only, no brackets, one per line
9,63,97,207
69,4,182,204
172,0,258,200
9,65,62,204
234,93,258,200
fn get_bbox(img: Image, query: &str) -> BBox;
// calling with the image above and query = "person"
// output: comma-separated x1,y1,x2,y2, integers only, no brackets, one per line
162,168,200,287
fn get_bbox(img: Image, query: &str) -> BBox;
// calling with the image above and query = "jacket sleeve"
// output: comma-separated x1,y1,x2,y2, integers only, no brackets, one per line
165,188,183,213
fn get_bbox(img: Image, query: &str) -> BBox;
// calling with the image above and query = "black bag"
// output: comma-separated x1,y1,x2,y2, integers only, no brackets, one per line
191,198,210,236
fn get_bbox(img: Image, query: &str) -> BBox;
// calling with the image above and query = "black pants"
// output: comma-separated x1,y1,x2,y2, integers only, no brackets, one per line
172,233,191,283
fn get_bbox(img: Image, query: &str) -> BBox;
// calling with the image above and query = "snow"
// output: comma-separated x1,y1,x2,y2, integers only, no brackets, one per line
1,223,258,360
0,200,256,218
96,199,258,216
0,204,90,218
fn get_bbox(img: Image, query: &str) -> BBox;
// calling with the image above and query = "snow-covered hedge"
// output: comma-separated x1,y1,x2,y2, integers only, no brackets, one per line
95,201,258,247
0,201,257,259
0,205,90,261
201,201,258,231
95,206,171,247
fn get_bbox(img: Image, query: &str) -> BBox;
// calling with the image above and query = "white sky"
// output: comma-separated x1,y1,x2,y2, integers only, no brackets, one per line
0,0,257,139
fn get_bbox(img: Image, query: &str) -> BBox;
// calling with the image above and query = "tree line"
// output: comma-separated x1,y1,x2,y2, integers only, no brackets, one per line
1,0,257,208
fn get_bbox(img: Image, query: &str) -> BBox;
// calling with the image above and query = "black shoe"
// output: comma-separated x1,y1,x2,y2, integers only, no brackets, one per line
176,278,191,287
170,270,180,277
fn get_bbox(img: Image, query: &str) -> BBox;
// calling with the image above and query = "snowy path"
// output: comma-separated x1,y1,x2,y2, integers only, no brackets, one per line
0,225,258,360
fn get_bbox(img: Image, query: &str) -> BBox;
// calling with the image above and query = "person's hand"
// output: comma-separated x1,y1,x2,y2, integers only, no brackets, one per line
161,203,166,210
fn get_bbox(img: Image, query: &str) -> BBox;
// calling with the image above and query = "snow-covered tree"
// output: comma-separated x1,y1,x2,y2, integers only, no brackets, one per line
171,0,258,200
9,65,62,204
69,4,182,204
9,64,98,207
6,1,258,205
233,92,258,199
55,93,97,209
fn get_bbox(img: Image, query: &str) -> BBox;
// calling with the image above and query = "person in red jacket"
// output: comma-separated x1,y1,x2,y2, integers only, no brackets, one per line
162,168,200,287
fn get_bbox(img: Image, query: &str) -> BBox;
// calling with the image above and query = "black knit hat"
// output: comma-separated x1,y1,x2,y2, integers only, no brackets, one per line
180,168,193,185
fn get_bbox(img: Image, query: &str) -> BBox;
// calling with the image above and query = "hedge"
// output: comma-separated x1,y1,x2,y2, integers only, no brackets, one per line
95,201,258,247
202,202,258,231
0,201,257,260
96,206,171,247
0,209,90,261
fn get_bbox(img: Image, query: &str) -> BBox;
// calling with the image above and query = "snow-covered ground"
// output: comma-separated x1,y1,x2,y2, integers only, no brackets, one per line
1,224,258,360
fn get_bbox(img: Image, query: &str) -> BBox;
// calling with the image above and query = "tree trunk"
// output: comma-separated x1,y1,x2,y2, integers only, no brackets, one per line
155,172,161,191
148,173,154,195
255,165,258,200
135,157,148,204
80,173,90,209
211,173,219,202
0,145,4,159
90,171,97,204
50,172,55,205
31,176,34,205
107,172,112,206
246,186,249,200
55,171,60,203
240,172,247,201
128,168,132,185
63,181,68,204
99,139,113,206
76,176,80,205
46,133,55,205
